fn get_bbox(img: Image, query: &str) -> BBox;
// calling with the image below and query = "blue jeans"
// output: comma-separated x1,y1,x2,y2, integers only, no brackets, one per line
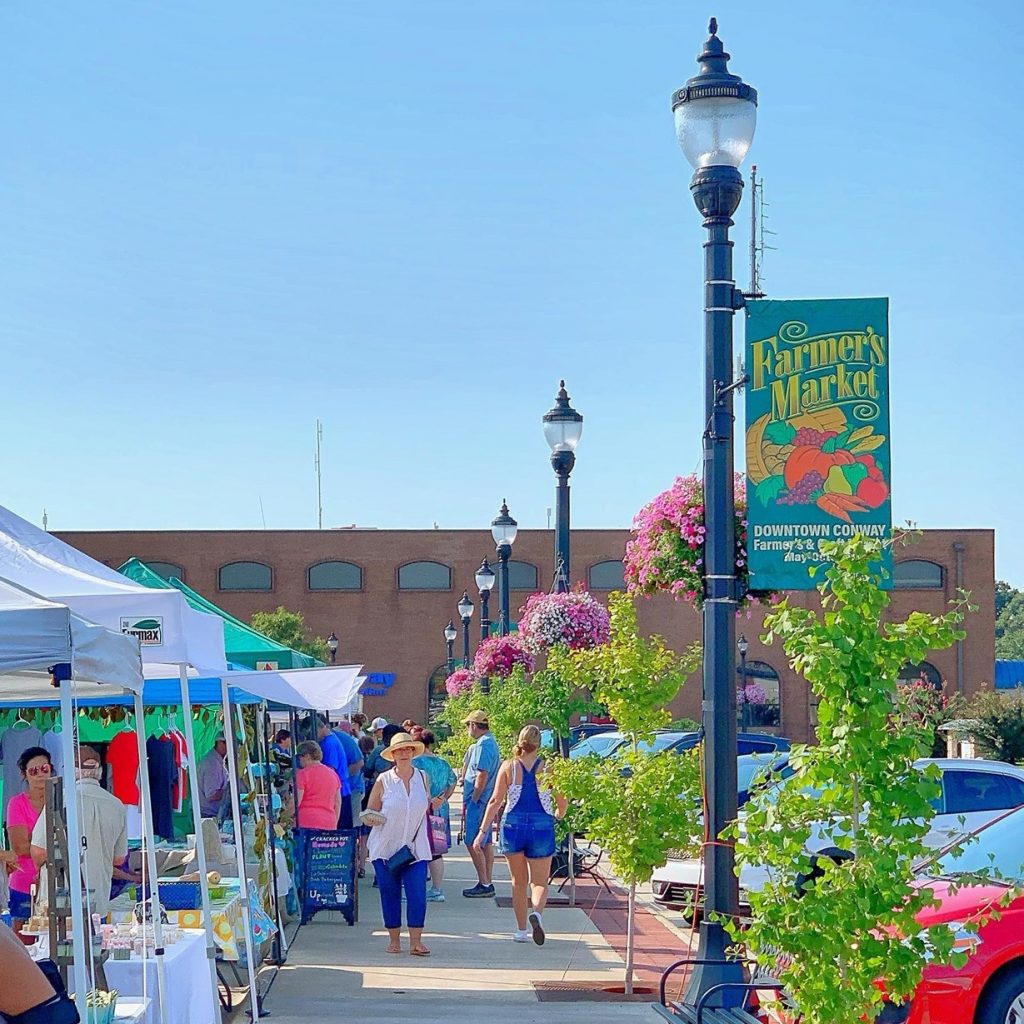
373,858,428,929
500,811,557,859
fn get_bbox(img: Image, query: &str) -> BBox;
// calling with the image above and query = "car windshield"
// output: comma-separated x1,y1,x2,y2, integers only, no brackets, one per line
738,755,782,793
635,733,685,755
570,734,622,759
931,806,1024,883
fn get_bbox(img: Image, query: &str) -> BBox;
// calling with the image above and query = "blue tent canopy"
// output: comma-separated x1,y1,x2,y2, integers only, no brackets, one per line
1,676,261,709
995,660,1024,691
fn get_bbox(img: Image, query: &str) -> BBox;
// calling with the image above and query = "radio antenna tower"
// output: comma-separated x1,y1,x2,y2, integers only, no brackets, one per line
315,419,324,530
746,165,776,299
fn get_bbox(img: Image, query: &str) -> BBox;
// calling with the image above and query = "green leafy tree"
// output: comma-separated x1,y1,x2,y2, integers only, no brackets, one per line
550,592,702,994
965,688,1024,764
996,584,1024,659
730,535,974,1024
250,606,329,663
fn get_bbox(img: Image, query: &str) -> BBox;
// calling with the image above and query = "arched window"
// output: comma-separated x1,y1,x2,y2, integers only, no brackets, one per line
427,663,450,725
218,561,273,592
894,559,944,589
737,659,781,729
588,559,626,591
145,561,184,582
397,560,452,591
899,661,943,689
308,560,363,591
507,560,538,591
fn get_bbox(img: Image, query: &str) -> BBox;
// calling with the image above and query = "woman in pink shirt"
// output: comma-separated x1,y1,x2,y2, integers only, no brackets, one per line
295,741,341,831
3,747,53,928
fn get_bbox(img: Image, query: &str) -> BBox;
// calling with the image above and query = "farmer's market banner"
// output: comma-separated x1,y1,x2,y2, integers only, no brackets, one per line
744,297,892,590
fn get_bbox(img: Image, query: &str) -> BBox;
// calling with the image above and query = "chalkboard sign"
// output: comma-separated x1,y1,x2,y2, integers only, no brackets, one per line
298,828,358,925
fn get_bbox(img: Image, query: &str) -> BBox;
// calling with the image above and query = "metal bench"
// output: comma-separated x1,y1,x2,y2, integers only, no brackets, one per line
652,957,785,1024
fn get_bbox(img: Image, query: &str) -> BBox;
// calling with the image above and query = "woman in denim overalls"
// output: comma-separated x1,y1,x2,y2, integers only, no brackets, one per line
475,725,567,944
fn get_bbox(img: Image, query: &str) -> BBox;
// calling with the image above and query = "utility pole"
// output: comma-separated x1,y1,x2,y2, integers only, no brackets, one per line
315,420,323,529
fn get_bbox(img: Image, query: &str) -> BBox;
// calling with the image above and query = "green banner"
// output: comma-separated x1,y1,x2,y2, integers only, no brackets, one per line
744,297,892,590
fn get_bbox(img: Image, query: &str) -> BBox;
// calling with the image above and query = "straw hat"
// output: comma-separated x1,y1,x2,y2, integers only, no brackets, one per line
380,731,425,761
463,710,489,726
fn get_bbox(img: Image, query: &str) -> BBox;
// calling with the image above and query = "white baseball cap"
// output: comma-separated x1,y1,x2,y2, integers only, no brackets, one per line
370,717,388,731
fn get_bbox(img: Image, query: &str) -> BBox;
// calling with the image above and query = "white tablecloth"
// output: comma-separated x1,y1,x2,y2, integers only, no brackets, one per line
104,930,217,1024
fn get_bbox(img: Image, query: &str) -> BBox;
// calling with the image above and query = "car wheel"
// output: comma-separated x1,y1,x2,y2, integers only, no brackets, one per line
976,965,1024,1024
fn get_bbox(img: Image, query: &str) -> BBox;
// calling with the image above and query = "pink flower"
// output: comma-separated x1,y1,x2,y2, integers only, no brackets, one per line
473,634,535,679
517,588,611,654
445,668,477,697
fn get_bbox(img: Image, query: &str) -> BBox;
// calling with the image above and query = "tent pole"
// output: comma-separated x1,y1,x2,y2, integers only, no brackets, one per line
177,665,220,1009
133,691,169,1024
262,706,285,965
57,675,89,1020
221,678,261,1021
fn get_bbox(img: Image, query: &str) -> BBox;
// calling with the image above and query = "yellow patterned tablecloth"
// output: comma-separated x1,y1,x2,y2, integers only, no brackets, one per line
108,891,244,961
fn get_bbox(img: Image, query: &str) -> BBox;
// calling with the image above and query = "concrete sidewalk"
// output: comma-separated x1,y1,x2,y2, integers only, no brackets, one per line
261,846,665,1023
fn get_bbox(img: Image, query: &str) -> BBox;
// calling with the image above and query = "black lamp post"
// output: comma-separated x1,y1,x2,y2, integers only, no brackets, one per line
458,590,474,668
475,558,496,694
543,381,583,592
672,17,757,1008
326,631,339,665
444,620,458,677
738,633,750,730
491,501,518,635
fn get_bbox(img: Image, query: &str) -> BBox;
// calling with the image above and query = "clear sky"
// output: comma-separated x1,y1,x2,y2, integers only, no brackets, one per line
3,2,1022,583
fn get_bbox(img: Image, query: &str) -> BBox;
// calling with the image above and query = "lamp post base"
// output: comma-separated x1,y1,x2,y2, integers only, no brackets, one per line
683,921,745,1009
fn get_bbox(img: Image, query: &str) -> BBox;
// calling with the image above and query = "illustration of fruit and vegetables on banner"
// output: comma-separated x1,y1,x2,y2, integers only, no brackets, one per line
744,297,892,590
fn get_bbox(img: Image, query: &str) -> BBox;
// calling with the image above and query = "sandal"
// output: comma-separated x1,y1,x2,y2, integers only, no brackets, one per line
410,946,431,957
386,945,402,954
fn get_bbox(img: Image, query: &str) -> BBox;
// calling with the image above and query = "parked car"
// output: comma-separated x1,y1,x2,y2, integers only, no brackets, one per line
568,729,791,761
568,721,618,744
651,758,1024,919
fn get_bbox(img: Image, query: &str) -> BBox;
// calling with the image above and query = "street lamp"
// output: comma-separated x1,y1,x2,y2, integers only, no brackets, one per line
475,558,496,694
458,590,474,669
326,631,339,665
491,500,518,636
672,17,757,1008
543,380,583,592
738,633,750,730
444,620,458,676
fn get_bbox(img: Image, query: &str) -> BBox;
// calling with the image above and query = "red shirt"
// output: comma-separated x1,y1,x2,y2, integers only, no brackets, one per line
107,730,140,805
296,763,341,830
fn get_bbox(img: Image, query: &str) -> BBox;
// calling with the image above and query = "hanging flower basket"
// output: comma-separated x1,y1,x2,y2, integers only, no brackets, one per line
737,682,768,706
473,634,536,679
444,667,478,697
517,587,611,654
624,473,770,611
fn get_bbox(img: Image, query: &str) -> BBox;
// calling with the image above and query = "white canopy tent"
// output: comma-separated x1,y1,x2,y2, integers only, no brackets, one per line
0,505,226,674
0,578,144,1020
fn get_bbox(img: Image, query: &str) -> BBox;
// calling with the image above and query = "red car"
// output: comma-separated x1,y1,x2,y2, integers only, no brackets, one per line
884,805,1024,1024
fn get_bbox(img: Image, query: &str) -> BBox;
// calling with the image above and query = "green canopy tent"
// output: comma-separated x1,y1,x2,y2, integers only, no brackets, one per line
118,558,322,670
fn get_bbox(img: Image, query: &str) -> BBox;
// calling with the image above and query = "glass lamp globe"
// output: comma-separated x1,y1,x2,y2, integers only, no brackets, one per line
542,380,584,453
458,591,474,620
444,621,458,643
672,19,757,170
491,501,518,548
475,558,496,593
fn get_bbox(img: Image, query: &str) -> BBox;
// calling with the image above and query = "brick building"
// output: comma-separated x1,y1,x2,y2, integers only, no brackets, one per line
56,527,996,743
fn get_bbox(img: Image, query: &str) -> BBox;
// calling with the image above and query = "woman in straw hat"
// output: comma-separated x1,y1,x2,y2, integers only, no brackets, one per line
363,731,433,955
475,725,567,945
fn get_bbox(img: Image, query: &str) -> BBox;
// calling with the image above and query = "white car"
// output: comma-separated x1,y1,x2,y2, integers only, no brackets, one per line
651,757,1024,918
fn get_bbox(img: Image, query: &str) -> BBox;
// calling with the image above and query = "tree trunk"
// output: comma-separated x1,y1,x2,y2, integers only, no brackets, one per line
624,880,637,995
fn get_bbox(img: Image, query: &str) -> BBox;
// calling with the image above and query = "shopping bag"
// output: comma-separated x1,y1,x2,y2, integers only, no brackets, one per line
427,814,449,855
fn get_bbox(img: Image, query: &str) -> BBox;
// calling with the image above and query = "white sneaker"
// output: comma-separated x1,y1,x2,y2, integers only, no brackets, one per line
513,929,529,943
528,910,545,946
426,887,445,903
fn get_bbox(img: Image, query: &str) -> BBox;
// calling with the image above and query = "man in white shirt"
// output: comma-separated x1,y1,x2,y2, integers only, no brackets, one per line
31,745,137,915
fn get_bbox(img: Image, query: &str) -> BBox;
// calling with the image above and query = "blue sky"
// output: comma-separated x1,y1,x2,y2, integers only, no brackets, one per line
3,2,1023,583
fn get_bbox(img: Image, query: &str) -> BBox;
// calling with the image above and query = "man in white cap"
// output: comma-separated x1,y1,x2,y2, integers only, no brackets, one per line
362,718,392,789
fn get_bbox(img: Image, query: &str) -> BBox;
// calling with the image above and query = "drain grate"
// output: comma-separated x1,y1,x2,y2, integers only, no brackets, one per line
532,981,656,1002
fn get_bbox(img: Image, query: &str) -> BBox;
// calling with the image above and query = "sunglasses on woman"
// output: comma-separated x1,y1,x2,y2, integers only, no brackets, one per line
26,764,52,777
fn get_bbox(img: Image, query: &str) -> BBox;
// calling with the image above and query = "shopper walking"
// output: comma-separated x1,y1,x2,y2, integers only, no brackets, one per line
3,747,52,930
295,741,342,830
412,730,456,902
462,710,500,898
475,726,566,944
365,732,433,956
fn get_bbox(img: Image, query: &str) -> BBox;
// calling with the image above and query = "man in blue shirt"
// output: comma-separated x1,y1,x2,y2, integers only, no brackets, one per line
462,710,501,898
332,720,365,830
314,715,351,828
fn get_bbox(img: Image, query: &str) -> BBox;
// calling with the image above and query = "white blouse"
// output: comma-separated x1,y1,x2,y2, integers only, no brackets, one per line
367,767,432,864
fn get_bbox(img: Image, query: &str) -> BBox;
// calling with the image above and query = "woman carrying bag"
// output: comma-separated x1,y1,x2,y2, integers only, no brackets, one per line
363,732,433,956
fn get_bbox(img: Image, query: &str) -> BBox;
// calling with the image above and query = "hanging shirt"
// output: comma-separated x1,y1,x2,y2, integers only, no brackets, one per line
40,729,65,781
146,736,177,841
167,730,189,813
106,730,141,806
0,725,43,821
